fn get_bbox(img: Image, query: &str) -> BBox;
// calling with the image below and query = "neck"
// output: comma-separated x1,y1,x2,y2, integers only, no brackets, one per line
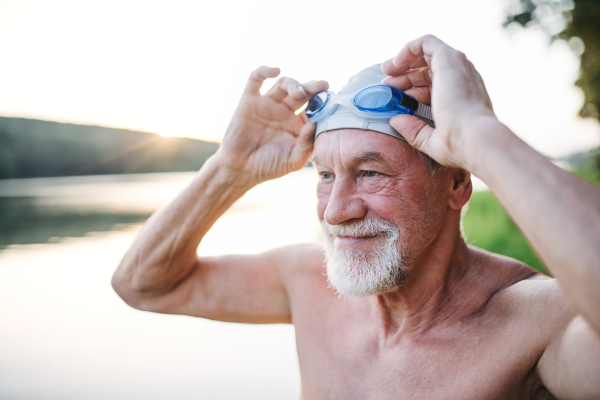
370,211,479,337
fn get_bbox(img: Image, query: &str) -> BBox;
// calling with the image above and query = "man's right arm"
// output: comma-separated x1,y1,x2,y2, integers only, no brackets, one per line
111,67,328,323
111,156,291,323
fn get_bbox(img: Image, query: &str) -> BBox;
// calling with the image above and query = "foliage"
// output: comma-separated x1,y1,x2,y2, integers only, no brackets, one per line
0,116,220,179
562,145,600,182
504,0,600,122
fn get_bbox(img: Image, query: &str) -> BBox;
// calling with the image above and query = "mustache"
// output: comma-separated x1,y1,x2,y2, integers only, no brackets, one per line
321,219,399,239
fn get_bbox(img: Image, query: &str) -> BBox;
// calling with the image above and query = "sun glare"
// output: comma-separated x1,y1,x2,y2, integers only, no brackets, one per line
0,0,597,154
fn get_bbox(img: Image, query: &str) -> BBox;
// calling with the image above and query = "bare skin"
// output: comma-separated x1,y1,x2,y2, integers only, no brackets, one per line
112,36,600,399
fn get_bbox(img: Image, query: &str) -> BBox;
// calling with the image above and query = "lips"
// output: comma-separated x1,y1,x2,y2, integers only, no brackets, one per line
337,233,382,239
336,235,380,239
321,219,399,251
334,234,384,249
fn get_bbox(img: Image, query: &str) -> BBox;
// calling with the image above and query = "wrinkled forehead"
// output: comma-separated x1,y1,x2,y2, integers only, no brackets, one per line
312,129,420,169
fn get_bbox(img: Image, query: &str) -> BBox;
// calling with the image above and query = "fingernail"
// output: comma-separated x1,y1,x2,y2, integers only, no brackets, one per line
297,85,307,97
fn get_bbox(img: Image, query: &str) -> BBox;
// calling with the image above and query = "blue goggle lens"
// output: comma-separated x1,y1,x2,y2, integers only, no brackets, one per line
305,84,422,124
305,91,329,116
354,85,392,110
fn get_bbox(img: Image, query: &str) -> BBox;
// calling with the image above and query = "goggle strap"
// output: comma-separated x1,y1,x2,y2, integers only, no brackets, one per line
416,103,433,121
399,93,419,112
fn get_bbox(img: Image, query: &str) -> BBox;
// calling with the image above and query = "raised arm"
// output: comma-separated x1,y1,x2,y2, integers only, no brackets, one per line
111,67,328,323
382,35,600,398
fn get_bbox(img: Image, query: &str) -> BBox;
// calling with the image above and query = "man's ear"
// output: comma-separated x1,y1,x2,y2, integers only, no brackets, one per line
448,168,472,210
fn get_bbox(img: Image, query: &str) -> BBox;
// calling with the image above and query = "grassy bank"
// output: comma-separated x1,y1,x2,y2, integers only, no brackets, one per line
463,191,548,275
463,169,600,276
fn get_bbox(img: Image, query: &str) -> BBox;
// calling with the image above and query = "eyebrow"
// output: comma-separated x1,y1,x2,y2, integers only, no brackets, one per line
310,151,393,167
353,151,392,167
309,156,323,165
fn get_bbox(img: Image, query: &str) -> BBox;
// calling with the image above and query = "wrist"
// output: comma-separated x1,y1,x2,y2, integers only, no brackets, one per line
457,116,511,174
202,153,257,192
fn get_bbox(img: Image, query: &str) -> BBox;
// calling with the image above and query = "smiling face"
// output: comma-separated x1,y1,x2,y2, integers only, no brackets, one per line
313,129,453,296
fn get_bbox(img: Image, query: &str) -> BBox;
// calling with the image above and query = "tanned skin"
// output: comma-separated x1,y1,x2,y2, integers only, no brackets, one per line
112,36,600,399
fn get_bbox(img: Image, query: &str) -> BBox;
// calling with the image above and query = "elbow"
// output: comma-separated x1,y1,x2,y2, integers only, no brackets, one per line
111,273,149,311
111,254,180,313
111,257,146,311
111,270,128,302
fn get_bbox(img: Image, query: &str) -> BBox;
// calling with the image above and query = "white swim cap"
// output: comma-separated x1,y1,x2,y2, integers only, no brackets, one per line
314,63,434,141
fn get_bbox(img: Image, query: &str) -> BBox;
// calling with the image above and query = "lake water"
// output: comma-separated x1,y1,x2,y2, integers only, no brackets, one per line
0,169,325,400
0,169,488,400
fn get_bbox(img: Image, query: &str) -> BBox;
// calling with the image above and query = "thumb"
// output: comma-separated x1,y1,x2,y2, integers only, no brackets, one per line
291,121,316,164
389,114,434,153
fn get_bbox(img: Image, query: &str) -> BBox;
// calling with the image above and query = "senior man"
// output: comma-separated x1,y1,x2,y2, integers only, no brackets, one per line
112,35,600,399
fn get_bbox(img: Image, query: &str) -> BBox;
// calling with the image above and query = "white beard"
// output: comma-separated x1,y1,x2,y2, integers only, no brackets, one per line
320,219,408,297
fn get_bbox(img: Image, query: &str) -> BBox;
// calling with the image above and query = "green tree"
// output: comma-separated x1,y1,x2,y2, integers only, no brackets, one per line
505,0,599,122
504,0,600,170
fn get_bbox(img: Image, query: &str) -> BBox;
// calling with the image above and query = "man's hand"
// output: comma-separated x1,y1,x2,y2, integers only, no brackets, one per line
217,66,328,185
381,35,496,170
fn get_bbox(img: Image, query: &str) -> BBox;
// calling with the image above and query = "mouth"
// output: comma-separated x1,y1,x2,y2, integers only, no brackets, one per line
337,231,384,239
334,233,385,249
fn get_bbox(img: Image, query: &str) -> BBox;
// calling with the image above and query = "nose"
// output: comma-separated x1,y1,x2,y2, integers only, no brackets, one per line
323,177,367,226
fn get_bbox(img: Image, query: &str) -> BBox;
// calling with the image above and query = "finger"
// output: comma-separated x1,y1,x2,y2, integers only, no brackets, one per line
389,114,434,153
291,121,316,163
404,86,431,105
381,67,431,91
298,111,309,124
284,80,329,111
408,57,429,69
245,66,281,94
382,34,449,76
265,76,306,102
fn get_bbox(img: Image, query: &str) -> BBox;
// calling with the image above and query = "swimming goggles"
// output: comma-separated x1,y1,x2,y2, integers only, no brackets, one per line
305,84,433,124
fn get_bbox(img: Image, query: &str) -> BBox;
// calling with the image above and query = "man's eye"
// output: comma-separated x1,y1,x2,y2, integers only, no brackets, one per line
364,171,378,178
320,172,332,180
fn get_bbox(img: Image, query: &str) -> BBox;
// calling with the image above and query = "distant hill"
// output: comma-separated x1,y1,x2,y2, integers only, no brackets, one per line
0,116,220,179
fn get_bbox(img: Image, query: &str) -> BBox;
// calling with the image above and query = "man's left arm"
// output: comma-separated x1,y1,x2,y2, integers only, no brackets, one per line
380,35,600,397
472,125,600,398
538,315,600,398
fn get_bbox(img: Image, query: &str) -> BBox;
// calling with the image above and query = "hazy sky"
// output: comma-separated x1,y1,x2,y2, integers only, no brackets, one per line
1,0,598,157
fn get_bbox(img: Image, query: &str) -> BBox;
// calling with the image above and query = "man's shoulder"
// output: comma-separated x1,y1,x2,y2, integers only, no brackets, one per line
500,274,569,315
266,242,327,274
479,253,574,338
266,242,335,301
489,258,566,311
470,246,573,327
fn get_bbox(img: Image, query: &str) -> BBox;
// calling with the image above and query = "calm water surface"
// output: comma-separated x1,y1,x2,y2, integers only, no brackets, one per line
0,169,322,400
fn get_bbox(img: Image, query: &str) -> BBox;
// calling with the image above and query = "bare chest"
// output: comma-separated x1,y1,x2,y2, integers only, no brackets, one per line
294,313,551,400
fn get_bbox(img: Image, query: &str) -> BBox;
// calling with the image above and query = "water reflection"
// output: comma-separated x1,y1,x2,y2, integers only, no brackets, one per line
0,172,199,249
0,169,320,400
0,196,149,248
